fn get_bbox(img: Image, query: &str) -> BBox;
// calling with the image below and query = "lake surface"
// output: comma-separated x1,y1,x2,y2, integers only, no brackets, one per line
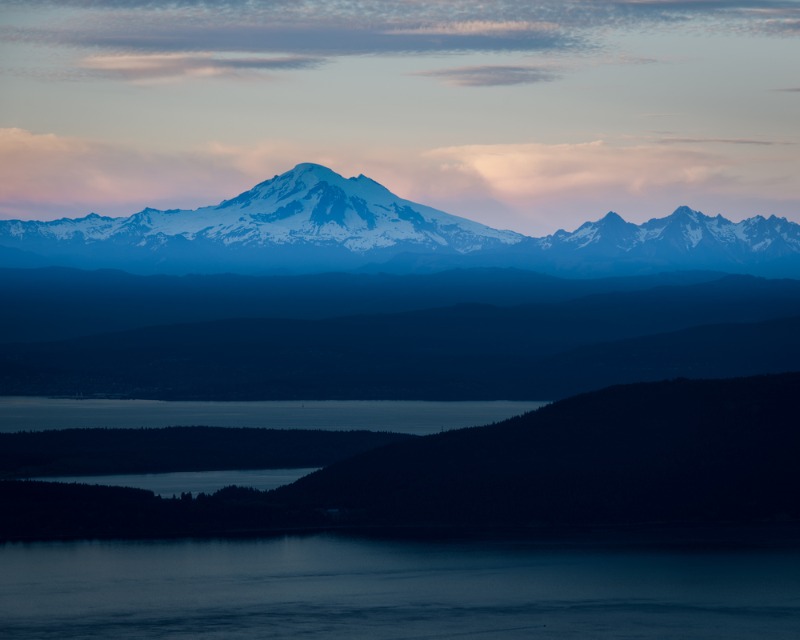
0,398,547,434
2,535,798,640
31,468,319,497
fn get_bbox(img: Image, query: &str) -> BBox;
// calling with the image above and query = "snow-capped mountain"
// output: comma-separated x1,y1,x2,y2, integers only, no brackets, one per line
535,206,800,275
1,164,799,276
0,163,524,273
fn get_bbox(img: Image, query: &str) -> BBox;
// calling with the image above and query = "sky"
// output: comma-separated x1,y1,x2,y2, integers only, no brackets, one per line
1,0,799,236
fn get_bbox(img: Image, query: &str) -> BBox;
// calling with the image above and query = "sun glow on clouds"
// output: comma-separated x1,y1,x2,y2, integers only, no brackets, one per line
427,141,729,197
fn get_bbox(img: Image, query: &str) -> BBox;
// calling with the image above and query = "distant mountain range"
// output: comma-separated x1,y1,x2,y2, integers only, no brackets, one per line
539,207,800,276
1,163,799,276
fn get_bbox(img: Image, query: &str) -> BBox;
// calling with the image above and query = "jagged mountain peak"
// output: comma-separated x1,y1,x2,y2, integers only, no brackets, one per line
670,205,705,218
595,211,639,232
645,206,713,231
549,210,642,253
574,210,637,231
600,211,625,223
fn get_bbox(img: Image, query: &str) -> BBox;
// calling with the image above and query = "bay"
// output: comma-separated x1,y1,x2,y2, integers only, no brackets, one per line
1,535,798,640
0,398,547,435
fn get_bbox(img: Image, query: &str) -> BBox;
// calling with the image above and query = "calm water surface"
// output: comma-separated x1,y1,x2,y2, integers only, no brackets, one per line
1,535,798,639
0,398,547,434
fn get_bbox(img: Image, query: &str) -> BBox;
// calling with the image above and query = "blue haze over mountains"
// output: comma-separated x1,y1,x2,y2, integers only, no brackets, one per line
2,163,800,277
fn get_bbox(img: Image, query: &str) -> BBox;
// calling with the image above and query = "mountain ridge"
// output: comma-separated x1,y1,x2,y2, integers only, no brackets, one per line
1,163,799,276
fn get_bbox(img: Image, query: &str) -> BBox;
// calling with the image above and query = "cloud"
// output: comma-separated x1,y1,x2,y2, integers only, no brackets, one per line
425,140,730,198
79,53,324,82
4,0,797,86
389,20,561,36
0,19,579,56
414,64,561,87
768,19,800,33
0,7,574,58
3,23,571,57
657,136,794,146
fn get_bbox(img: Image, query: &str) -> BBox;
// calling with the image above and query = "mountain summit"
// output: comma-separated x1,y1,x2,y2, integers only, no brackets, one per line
0,163,524,273
211,162,524,252
1,166,799,275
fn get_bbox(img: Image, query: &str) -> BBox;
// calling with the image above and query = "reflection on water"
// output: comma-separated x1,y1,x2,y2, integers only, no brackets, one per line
0,398,547,434
31,468,319,497
1,535,799,639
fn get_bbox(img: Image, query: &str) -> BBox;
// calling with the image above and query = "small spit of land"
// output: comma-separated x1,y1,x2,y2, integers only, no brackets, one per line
2,372,799,543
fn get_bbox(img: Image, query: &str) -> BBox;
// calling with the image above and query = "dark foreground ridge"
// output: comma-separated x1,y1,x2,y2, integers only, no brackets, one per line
2,373,799,543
